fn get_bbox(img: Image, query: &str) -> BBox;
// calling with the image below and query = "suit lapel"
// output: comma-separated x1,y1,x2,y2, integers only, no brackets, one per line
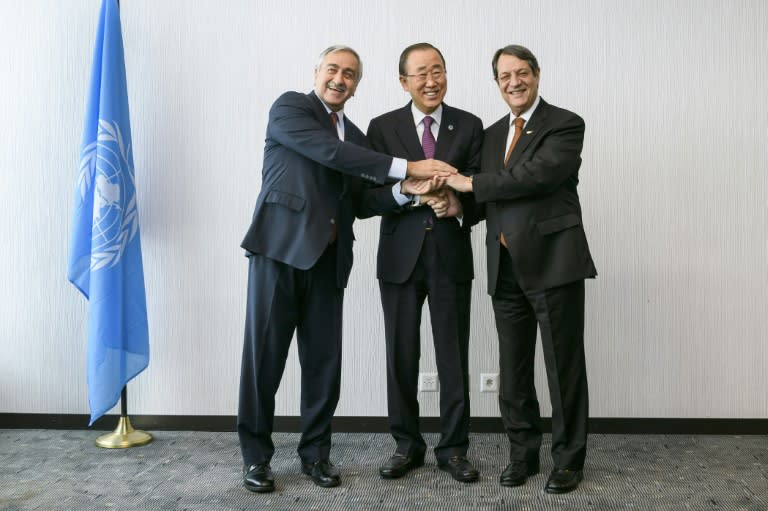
434,104,456,162
308,91,338,137
488,114,510,173
394,103,424,159
344,115,362,144
506,98,550,168
308,91,344,191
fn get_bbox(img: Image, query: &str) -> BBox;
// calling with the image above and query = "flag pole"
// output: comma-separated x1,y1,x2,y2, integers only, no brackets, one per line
69,0,152,448
95,386,153,448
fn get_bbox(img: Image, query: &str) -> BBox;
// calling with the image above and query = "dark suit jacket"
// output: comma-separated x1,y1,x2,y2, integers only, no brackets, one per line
360,103,483,283
473,98,597,294
241,91,393,288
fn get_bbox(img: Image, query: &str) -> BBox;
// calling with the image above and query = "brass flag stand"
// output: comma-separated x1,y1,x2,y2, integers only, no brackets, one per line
96,387,153,448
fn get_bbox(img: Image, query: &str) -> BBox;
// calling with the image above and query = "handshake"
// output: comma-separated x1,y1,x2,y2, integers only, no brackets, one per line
404,159,474,218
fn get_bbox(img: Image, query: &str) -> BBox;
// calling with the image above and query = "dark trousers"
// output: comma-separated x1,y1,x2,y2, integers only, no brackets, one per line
379,233,472,462
237,245,343,465
492,245,589,470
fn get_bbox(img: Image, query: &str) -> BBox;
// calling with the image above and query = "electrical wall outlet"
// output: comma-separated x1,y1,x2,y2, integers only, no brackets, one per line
418,372,439,392
480,372,499,392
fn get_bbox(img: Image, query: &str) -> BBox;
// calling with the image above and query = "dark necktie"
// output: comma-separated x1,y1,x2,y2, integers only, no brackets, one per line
330,112,339,138
329,111,340,243
500,117,525,248
422,115,436,159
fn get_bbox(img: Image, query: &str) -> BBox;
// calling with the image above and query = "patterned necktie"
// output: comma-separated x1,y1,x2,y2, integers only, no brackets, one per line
504,117,525,165
420,116,437,230
422,116,436,159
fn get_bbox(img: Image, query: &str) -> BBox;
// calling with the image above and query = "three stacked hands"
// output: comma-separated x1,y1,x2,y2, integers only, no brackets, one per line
401,160,472,218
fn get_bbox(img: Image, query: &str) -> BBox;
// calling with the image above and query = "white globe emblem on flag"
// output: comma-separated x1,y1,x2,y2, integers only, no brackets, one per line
77,119,140,271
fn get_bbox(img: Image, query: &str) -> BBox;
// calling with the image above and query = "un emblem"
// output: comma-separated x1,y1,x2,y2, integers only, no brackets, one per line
77,120,140,271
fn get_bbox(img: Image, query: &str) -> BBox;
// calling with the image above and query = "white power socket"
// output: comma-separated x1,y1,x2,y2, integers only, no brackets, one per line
480,373,499,392
418,372,439,392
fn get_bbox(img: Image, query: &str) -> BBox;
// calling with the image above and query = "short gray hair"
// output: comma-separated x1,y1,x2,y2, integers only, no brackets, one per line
316,45,363,82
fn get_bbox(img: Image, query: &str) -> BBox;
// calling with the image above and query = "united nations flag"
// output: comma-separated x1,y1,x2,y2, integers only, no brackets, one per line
67,0,149,426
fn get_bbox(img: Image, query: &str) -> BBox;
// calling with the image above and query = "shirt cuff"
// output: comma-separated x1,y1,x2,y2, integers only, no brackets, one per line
392,181,412,206
388,157,407,181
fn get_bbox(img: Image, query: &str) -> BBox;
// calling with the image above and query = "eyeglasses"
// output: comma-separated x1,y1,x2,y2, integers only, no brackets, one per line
403,68,446,83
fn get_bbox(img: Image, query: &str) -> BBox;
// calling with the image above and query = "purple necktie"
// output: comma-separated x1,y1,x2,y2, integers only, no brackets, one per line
422,116,436,159
421,116,437,230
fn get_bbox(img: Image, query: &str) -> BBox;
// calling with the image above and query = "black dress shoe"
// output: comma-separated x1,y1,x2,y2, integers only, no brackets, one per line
437,456,479,483
301,459,341,488
243,463,274,493
545,468,583,494
379,453,425,479
499,459,539,487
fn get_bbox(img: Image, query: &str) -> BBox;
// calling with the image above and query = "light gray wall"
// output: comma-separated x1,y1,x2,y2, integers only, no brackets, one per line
1,0,766,420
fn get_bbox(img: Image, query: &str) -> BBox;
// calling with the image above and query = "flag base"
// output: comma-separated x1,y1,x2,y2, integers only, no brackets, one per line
95,416,153,449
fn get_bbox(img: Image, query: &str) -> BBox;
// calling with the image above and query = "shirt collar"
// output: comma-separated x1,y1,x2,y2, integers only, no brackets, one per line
510,94,540,125
411,103,443,127
318,98,345,123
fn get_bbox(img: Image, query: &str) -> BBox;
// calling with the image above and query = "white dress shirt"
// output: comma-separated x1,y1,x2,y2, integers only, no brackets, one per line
392,104,443,205
503,94,541,159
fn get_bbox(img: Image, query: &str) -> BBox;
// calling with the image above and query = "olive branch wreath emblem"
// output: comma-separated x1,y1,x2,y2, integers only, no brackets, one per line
77,119,140,271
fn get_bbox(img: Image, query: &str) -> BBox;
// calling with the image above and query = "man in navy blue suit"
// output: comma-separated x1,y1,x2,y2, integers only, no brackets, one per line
237,45,457,493
359,43,483,483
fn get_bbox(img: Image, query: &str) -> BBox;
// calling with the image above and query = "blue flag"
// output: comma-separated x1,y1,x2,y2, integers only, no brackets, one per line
67,0,149,426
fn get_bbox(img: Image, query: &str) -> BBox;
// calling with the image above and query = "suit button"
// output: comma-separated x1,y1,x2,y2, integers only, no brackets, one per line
330,218,336,224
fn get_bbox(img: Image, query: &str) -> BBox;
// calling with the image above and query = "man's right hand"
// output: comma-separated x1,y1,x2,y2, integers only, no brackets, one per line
446,173,473,193
406,159,458,179
421,190,449,217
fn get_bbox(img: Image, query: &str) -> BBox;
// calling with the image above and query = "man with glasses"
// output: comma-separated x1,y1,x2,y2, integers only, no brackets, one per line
446,44,596,493
238,45,457,494
359,42,483,483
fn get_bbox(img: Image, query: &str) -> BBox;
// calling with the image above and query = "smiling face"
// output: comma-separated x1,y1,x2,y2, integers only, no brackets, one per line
495,54,540,116
313,50,360,111
399,48,447,115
